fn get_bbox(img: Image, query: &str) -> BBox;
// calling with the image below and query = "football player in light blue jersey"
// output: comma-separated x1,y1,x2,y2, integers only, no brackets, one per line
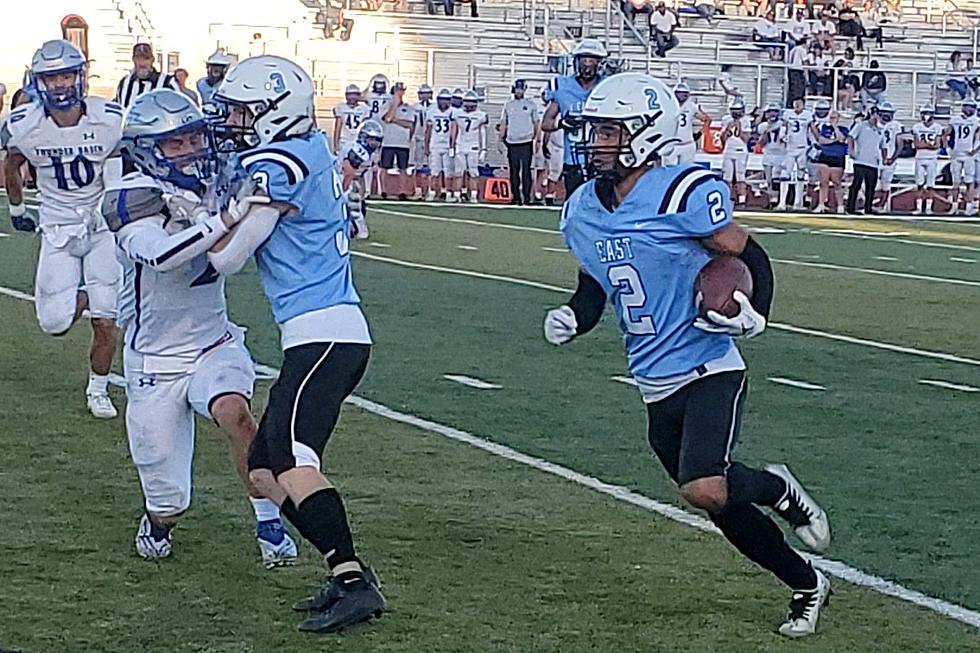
544,73,832,638
209,54,384,634
540,38,608,198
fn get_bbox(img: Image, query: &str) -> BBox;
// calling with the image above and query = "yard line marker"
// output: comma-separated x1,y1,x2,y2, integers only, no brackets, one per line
874,256,898,262
918,379,980,393
368,242,392,249
372,207,559,235
344,394,980,631
800,254,822,259
748,226,786,234
0,286,35,302
443,374,502,389
768,377,826,391
815,230,980,253
0,233,9,238
541,246,568,253
456,245,479,251
610,375,639,387
950,257,977,263
824,229,912,237
350,252,980,368
373,200,558,212
3,284,980,627
773,258,980,288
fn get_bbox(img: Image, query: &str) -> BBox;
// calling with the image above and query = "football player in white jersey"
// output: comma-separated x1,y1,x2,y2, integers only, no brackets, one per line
449,90,488,203
875,102,904,213
424,88,458,201
412,84,433,199
1,40,122,419
103,89,298,568
777,98,812,211
663,83,710,166
533,87,563,205
339,120,384,239
720,98,753,206
332,84,370,154
912,104,944,215
756,103,787,207
947,99,978,214
364,74,389,122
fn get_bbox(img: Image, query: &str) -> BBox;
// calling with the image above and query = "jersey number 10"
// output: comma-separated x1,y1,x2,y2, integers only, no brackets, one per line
50,155,95,191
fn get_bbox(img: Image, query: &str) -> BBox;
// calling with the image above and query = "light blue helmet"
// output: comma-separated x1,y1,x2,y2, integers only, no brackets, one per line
357,119,384,153
122,89,218,191
30,40,87,111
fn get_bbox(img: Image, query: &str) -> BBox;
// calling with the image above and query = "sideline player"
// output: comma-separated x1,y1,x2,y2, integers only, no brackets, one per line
756,103,786,207
544,73,832,638
720,98,752,207
210,54,384,634
1,40,121,419
424,88,457,202
339,119,384,239
912,104,943,215
875,101,903,213
776,98,811,211
663,83,710,166
534,87,564,205
450,90,488,203
947,98,978,215
104,89,297,568
332,84,369,154
411,84,433,199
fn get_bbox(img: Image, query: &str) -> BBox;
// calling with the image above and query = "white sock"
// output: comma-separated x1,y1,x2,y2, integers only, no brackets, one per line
470,190,478,199
925,199,933,212
87,372,109,396
738,195,746,205
250,497,281,523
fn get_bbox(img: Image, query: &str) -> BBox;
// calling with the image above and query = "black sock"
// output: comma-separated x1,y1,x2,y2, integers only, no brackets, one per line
727,462,787,508
294,488,359,571
710,503,817,590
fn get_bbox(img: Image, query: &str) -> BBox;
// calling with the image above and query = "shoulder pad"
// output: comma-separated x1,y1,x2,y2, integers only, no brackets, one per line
239,146,311,186
102,186,167,232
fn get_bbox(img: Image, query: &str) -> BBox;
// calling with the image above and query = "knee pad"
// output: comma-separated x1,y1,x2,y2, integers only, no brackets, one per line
36,302,75,336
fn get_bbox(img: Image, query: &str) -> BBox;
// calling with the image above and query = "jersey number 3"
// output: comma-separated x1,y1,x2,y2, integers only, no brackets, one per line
608,264,656,336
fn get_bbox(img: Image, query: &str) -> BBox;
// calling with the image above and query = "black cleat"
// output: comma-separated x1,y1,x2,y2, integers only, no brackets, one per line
293,566,380,612
297,574,385,634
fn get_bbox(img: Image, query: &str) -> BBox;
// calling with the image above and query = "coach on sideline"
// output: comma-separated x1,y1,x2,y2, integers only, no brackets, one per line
498,80,539,205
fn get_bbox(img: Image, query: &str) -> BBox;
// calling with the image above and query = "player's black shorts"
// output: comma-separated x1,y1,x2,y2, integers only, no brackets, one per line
645,370,747,485
248,342,370,476
380,146,410,170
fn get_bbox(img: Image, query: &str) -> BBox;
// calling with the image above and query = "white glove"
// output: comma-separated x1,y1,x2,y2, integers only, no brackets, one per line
544,305,578,345
449,147,456,158
693,291,766,339
226,191,271,225
164,193,211,225
479,149,487,164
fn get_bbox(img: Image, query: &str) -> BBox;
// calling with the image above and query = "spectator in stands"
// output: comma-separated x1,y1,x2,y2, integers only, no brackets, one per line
783,8,812,45
947,51,969,100
425,0,453,15
837,1,866,49
787,39,808,106
834,47,860,109
752,10,784,60
846,110,885,214
694,0,718,23
860,0,885,48
966,58,980,99
622,0,654,23
719,64,743,98
861,59,887,105
807,43,832,96
173,69,199,106
650,2,680,57
811,106,848,212
740,0,767,16
812,10,836,49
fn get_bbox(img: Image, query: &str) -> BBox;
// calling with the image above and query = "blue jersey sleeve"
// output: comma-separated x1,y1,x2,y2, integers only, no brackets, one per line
668,172,733,238
239,146,313,212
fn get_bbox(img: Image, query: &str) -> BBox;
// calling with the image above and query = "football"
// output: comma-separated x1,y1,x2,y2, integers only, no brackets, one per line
696,255,753,318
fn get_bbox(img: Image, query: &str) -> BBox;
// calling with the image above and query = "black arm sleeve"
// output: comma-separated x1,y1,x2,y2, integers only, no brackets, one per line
738,236,774,319
567,269,607,335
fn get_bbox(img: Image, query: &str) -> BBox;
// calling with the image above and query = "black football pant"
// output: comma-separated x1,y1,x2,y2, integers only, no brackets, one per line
506,141,533,205
846,163,878,214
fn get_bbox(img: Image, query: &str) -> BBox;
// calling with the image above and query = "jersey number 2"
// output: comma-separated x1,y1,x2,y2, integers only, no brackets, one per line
608,264,656,336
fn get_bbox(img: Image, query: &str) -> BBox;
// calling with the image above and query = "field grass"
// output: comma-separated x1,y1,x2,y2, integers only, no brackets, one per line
3,201,980,651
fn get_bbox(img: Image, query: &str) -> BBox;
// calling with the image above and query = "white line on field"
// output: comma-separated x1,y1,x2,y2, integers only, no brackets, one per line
918,379,980,393
443,374,502,389
748,227,787,234
372,207,559,235
351,252,980,368
815,230,980,253
800,254,822,259
772,259,980,288
456,245,479,251
610,375,639,387
822,229,912,237
951,257,977,264
368,242,392,249
768,377,826,391
372,200,557,212
0,233,9,238
0,286,36,302
2,282,980,628
541,246,568,253
874,256,898,262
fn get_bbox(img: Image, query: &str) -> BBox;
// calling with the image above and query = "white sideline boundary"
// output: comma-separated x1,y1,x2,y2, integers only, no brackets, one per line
2,285,980,629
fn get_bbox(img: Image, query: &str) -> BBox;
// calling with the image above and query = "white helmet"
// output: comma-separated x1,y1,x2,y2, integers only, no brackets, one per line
463,89,480,110
369,73,389,95
575,72,679,177
30,39,87,111
206,49,232,67
211,55,314,151
572,38,608,81
345,83,361,97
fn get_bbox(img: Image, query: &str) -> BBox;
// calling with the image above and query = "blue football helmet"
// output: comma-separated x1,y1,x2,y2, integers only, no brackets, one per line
121,89,219,191
357,119,384,154
30,40,87,111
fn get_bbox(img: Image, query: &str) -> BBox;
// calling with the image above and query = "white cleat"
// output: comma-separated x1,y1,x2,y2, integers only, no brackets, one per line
424,190,436,202
352,217,369,240
766,463,831,552
87,392,117,419
779,569,831,638
468,195,479,204
774,203,787,212
256,520,299,570
135,513,173,560
446,194,459,204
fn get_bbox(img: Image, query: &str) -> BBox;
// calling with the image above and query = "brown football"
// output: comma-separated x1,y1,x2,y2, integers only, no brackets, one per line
696,255,754,318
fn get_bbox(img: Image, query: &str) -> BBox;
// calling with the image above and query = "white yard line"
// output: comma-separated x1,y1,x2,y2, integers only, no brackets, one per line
768,377,826,391
456,245,479,251
772,258,980,288
541,246,569,253
950,257,977,264
371,207,560,235
610,375,639,387
443,374,502,389
368,242,392,249
918,379,980,393
2,284,980,628
815,230,980,253
873,256,898,262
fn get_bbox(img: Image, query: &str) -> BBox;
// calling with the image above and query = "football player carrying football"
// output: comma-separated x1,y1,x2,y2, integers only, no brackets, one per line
543,73,832,638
